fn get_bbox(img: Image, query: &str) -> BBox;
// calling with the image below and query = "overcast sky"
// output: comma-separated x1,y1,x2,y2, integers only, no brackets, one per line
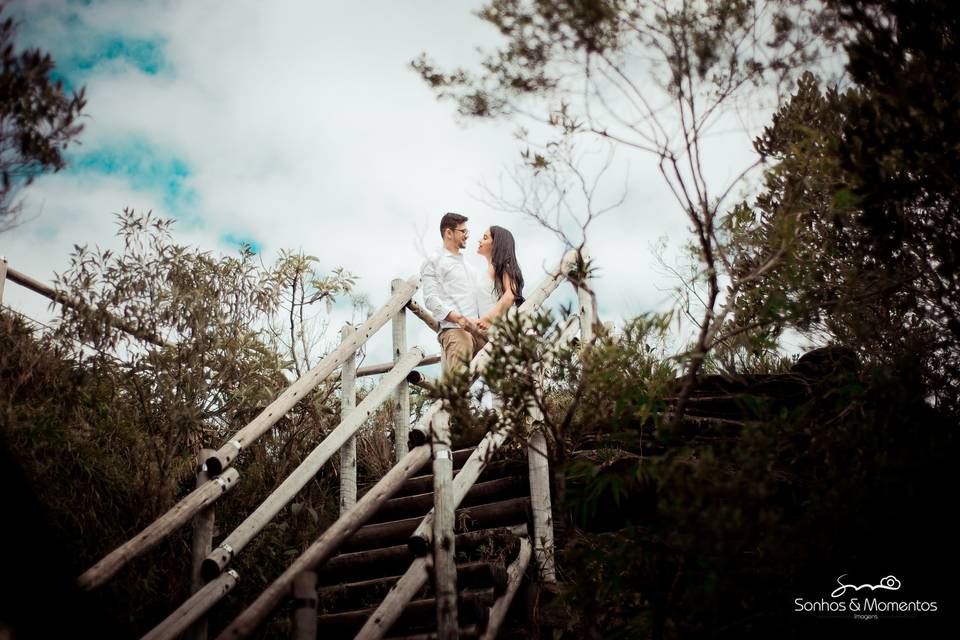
3,0,769,368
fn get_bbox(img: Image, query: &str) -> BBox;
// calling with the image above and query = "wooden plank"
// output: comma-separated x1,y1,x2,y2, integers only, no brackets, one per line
318,588,494,636
392,459,525,498
316,528,521,586
354,529,525,640
203,347,425,580
407,426,512,555
340,324,358,514
140,570,239,640
316,561,506,611
393,278,411,461
346,498,530,554
480,537,532,640
76,467,239,591
205,276,420,475
370,476,526,524
214,444,432,640
354,556,431,640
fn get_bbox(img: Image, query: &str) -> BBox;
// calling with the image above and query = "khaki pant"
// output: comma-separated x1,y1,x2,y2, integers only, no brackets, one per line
438,328,487,379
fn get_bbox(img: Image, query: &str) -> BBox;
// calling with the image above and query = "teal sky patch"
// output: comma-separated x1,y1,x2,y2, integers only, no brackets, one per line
67,138,201,227
12,5,170,93
221,233,261,254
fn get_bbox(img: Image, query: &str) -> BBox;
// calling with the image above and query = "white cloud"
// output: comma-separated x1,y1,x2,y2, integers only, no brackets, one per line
3,0,772,366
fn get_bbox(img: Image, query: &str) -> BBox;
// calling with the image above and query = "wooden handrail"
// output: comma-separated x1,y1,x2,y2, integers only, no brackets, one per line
140,570,239,640
405,298,439,332
407,315,580,554
77,276,421,591
213,445,433,639
76,468,240,591
204,276,420,476
2,261,172,347
480,537,532,640
356,353,440,377
201,346,426,580
353,526,527,640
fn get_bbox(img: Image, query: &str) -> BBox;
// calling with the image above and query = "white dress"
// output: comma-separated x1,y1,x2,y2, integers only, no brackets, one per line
476,269,499,319
475,268,501,411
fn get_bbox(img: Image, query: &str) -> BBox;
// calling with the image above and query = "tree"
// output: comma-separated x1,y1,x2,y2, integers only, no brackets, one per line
727,0,960,415
412,0,846,425
1,209,362,635
0,4,86,229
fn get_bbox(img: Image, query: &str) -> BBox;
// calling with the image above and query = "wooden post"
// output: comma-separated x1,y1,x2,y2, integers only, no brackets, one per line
431,409,459,639
140,570,239,640
340,324,357,514
392,278,410,461
527,420,556,582
77,467,239,591
203,347,425,580
204,276,420,476
408,425,513,554
576,247,595,344
186,449,216,640
480,537,532,640
291,571,317,640
0,256,7,304
215,445,431,640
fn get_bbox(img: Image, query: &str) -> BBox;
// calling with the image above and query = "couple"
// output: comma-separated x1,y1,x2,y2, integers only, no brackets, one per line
420,212,525,377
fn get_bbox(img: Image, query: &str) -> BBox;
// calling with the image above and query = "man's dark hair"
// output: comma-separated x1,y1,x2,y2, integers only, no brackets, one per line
440,212,468,238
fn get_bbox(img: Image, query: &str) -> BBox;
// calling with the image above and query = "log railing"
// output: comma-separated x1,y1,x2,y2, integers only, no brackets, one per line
355,314,582,640
53,247,592,640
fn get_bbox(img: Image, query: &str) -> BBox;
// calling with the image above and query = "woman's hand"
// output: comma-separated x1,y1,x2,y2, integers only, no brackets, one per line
477,316,492,330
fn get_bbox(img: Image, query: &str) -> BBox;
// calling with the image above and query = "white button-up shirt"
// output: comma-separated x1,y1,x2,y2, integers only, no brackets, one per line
420,248,480,330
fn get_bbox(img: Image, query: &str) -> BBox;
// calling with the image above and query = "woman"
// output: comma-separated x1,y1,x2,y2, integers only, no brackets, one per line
475,225,525,330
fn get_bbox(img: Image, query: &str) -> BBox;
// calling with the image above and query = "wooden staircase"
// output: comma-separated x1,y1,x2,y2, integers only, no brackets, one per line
310,445,532,638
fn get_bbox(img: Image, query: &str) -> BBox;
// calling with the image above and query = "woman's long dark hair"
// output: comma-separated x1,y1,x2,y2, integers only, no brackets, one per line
490,225,524,306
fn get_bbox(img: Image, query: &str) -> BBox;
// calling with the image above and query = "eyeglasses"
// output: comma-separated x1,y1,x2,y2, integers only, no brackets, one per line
454,228,470,237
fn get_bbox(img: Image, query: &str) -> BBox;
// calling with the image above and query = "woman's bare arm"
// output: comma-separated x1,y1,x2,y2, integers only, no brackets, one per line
479,272,515,327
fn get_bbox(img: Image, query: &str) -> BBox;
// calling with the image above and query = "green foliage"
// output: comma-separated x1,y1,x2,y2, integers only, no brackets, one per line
0,4,86,228
551,343,952,638
0,211,360,636
412,0,840,119
727,12,960,414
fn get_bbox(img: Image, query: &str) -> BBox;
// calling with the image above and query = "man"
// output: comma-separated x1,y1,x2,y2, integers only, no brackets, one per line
420,212,486,378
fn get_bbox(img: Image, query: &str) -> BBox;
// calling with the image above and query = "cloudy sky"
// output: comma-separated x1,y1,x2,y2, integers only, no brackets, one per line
3,0,767,367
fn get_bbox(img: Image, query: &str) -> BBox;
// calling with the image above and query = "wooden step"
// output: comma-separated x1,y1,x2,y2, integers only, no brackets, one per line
370,476,528,523
318,528,522,585
385,625,481,640
315,587,495,636
343,497,531,553
392,459,526,498
317,560,508,611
